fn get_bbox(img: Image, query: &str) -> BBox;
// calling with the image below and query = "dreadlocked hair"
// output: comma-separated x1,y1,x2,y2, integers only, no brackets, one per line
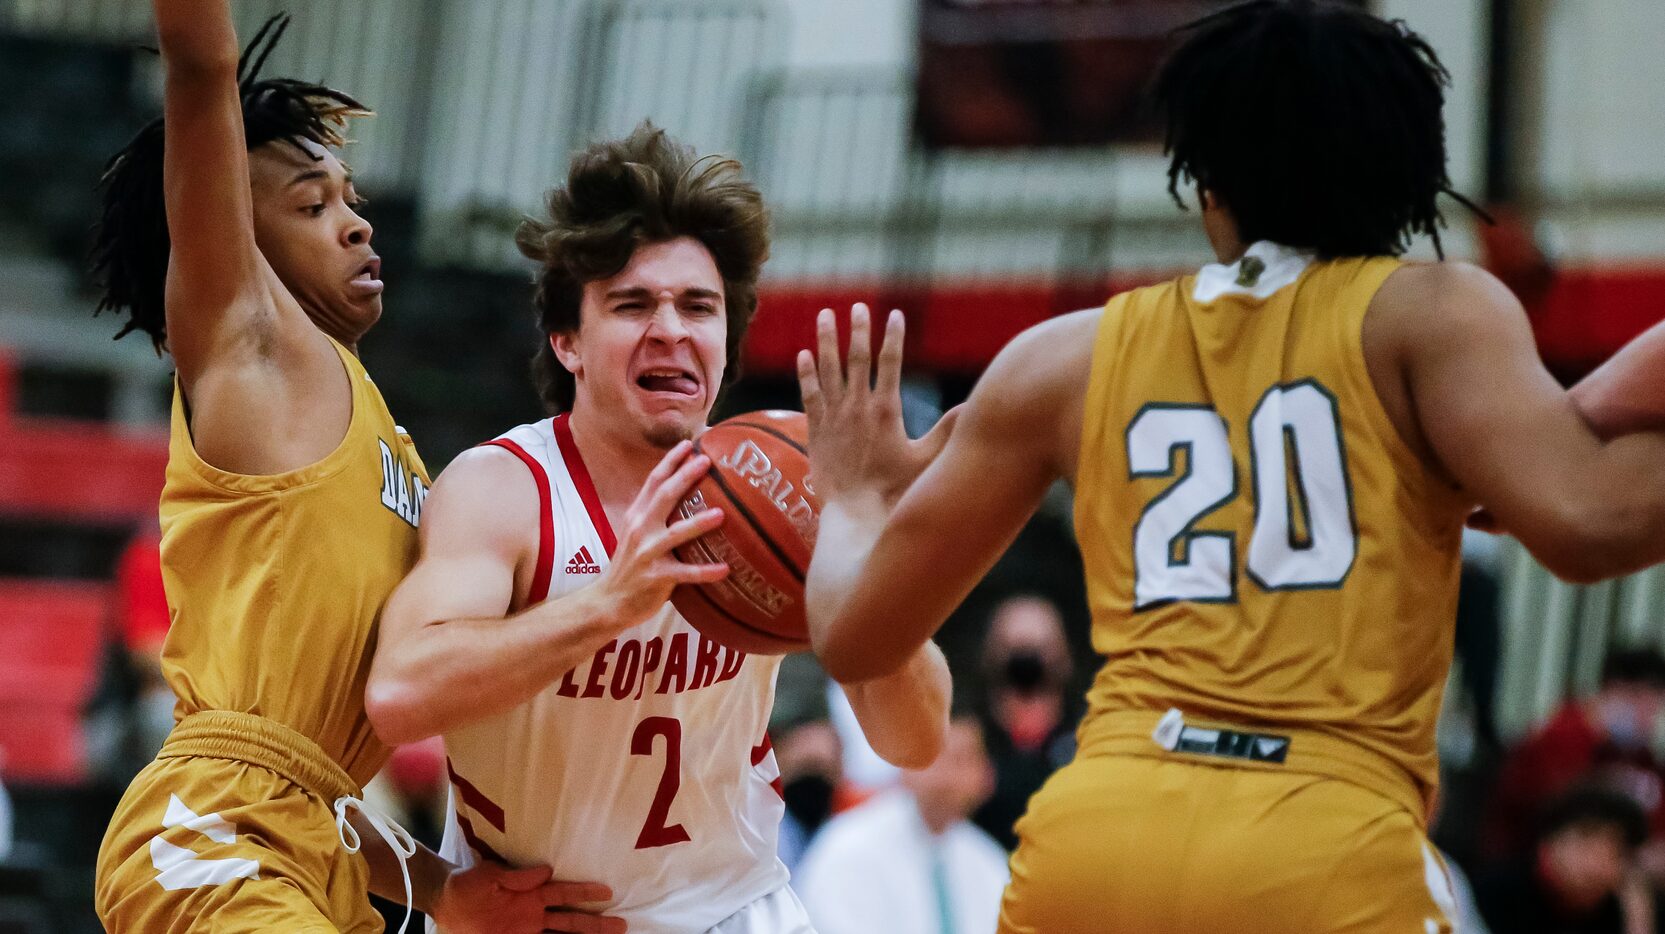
516,122,770,415
90,13,370,351
1150,0,1486,259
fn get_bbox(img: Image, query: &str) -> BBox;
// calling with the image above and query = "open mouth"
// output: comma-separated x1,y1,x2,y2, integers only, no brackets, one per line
353,256,382,282
636,367,701,397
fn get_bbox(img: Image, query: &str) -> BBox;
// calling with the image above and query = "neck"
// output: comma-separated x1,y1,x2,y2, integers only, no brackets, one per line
567,402,676,506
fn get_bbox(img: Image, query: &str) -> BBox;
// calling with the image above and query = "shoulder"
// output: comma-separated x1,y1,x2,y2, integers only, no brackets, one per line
947,820,1012,870
418,443,543,553
977,308,1101,413
1367,260,1533,368
1375,261,1526,330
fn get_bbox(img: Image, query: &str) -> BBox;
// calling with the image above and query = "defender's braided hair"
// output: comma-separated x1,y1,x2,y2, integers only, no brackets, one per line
90,14,370,351
1150,0,1487,259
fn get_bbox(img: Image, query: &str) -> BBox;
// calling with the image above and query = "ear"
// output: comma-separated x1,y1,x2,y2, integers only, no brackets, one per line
1199,187,1220,211
552,332,582,379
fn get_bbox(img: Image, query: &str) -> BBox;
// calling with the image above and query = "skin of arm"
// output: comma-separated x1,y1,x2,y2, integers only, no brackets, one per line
1378,262,1665,583
801,307,1094,685
151,0,357,475
1569,316,1665,439
367,442,725,746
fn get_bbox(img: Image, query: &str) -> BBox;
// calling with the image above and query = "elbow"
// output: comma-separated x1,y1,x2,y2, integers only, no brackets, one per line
364,675,432,748
1525,515,1650,585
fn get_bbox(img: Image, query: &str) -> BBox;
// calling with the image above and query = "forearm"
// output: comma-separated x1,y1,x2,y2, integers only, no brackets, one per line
1567,431,1665,580
352,811,452,913
1571,317,1665,439
845,642,951,769
805,491,919,681
369,587,624,744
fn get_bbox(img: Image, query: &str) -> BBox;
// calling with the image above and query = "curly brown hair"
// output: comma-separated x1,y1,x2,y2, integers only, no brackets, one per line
515,123,771,414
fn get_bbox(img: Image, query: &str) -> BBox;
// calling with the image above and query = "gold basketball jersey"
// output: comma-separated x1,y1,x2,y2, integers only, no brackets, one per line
1074,242,1467,808
157,339,430,788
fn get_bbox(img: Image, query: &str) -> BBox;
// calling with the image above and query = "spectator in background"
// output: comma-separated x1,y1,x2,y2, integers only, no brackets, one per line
796,713,1008,934
1485,649,1665,869
774,717,844,872
1475,787,1658,934
114,524,174,758
973,594,1079,850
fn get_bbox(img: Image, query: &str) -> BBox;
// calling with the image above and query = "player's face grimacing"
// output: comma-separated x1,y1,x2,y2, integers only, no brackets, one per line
248,138,382,343
565,236,727,448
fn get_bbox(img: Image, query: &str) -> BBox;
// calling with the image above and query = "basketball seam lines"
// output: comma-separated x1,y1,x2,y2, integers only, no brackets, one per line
725,421,807,456
680,580,799,647
694,436,808,582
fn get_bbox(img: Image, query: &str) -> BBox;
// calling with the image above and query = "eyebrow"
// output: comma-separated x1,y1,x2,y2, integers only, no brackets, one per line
604,286,722,301
287,168,330,188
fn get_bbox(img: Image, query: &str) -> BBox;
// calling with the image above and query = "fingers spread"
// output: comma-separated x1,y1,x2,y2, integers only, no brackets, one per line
639,441,694,504
797,349,824,424
874,308,905,401
815,307,843,408
659,508,724,552
846,303,872,395
644,453,712,523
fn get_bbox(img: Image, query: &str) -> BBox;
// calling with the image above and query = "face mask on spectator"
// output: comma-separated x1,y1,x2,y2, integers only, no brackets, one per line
1598,698,1652,752
784,775,836,833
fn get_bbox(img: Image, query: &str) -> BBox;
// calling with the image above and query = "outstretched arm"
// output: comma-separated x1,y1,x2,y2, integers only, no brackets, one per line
367,442,725,745
151,0,280,379
150,1,355,476
1570,317,1665,438
799,305,1089,684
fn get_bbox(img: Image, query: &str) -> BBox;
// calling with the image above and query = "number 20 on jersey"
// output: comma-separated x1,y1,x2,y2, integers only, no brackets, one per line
1128,380,1358,610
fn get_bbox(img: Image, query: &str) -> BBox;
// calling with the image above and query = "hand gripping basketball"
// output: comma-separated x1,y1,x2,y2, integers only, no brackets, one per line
593,440,728,629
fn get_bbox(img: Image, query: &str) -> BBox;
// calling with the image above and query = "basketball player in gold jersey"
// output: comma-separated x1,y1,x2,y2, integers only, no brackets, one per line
799,2,1665,932
90,3,613,931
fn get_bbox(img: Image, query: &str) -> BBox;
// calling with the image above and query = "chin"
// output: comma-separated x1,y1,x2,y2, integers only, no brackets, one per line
643,419,697,449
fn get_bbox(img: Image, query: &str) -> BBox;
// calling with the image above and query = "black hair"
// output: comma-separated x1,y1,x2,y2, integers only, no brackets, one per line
1537,785,1649,850
1601,648,1665,691
1150,0,1486,259
90,14,370,351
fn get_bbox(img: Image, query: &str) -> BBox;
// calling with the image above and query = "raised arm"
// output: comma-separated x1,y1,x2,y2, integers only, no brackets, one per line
800,306,1089,684
1570,317,1665,439
1385,262,1665,582
366,442,726,745
151,0,275,380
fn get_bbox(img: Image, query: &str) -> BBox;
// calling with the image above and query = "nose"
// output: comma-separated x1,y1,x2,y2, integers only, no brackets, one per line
343,208,373,248
645,300,690,342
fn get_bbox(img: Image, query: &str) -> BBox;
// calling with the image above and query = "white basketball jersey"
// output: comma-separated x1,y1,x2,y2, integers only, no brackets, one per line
436,414,789,933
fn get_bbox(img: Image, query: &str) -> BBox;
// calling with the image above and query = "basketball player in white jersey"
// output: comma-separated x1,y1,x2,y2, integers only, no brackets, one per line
366,125,953,934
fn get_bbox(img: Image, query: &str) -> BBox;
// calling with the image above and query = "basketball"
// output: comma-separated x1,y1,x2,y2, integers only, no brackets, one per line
671,410,819,655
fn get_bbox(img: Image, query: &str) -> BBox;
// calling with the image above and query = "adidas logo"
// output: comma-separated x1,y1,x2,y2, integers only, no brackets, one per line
566,546,601,575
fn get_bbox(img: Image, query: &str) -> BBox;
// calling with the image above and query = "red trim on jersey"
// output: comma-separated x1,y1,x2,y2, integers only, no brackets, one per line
446,758,507,833
751,734,785,800
456,810,506,864
480,437,554,603
551,414,618,557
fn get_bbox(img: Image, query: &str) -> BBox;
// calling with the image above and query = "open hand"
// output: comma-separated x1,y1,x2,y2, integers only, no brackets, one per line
431,861,626,934
796,304,956,506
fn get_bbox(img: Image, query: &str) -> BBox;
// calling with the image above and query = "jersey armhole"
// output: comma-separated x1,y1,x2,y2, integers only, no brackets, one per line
478,438,556,603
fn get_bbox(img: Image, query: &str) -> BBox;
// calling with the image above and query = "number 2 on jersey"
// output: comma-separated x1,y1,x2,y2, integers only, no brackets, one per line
631,716,692,849
1128,381,1357,609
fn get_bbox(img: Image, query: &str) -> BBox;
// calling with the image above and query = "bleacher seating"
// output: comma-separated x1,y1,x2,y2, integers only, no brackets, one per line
0,350,165,787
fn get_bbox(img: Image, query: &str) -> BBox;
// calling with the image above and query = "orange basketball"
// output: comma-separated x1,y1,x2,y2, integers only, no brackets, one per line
670,410,818,655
